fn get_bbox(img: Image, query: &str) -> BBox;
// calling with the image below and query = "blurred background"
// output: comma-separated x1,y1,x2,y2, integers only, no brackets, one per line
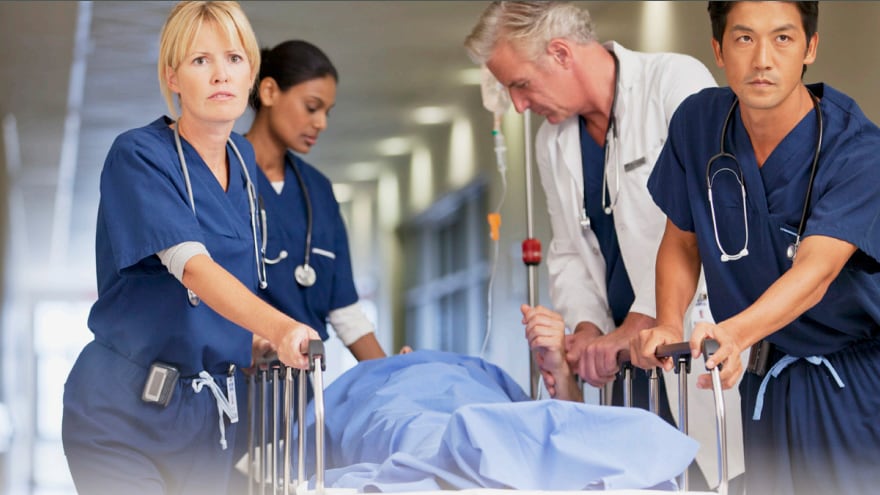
1,1,878,493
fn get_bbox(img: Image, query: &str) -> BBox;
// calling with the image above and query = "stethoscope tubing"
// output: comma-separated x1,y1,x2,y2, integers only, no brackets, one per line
174,123,267,307
706,90,822,262
258,154,316,288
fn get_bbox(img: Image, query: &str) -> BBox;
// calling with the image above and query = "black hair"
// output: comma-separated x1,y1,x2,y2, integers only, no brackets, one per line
249,40,339,111
708,1,818,48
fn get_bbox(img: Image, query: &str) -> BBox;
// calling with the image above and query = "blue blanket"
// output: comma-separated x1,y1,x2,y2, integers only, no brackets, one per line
299,350,698,492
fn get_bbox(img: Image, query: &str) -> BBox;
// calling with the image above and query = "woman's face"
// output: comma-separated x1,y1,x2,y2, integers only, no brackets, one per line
166,21,254,126
265,75,337,154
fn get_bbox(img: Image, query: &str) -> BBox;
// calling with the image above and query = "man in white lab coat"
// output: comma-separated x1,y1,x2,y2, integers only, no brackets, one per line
465,2,742,491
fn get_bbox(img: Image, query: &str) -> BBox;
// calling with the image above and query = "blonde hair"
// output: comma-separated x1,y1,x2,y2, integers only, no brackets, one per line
464,1,596,65
157,1,260,118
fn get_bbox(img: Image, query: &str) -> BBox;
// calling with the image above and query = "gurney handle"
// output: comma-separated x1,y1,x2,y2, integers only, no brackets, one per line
701,339,728,495
309,339,326,494
616,339,727,494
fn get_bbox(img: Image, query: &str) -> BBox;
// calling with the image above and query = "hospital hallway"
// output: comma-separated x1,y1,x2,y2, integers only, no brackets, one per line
2,2,880,494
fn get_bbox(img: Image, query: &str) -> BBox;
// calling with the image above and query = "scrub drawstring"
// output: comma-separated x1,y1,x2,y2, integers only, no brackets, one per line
192,371,239,449
752,354,845,421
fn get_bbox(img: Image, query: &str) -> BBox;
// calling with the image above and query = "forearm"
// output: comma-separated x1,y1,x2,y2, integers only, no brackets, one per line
654,220,702,335
550,363,583,402
348,333,387,361
617,312,656,337
721,236,855,349
181,254,295,344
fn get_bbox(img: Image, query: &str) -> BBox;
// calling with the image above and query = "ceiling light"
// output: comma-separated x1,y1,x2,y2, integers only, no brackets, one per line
456,67,483,86
376,137,411,156
331,183,354,203
412,106,452,125
346,161,382,181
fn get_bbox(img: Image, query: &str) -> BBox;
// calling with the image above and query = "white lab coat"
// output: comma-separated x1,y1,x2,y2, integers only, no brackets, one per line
534,42,744,486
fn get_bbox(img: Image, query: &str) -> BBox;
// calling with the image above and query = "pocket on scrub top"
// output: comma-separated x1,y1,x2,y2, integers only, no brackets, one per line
304,246,338,314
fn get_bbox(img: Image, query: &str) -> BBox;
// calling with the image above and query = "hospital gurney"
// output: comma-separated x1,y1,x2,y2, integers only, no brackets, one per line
245,339,327,495
616,340,728,495
245,345,727,495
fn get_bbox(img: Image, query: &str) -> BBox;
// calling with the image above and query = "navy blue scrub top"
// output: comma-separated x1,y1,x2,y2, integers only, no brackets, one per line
648,84,880,357
88,117,255,376
580,116,634,326
256,153,359,340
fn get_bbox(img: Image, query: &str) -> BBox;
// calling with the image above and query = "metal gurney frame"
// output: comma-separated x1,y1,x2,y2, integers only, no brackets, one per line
246,339,327,495
617,339,728,495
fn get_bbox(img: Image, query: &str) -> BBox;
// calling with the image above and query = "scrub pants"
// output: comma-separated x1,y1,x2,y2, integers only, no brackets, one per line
740,339,880,495
63,341,247,495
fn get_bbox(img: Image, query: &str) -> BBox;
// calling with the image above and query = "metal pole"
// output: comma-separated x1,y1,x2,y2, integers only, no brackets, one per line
297,371,306,486
314,357,326,495
522,110,541,399
247,374,255,495
271,366,279,493
283,368,292,495
648,368,660,414
259,369,267,495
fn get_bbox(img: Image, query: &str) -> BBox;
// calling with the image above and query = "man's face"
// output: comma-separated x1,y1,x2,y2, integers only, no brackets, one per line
712,1,817,112
486,39,577,124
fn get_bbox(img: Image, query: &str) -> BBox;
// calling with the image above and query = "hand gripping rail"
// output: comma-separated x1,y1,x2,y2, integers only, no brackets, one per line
247,340,327,495
617,339,727,495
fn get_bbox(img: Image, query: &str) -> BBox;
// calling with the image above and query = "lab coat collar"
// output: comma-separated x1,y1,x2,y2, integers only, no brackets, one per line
603,41,642,94
555,41,639,191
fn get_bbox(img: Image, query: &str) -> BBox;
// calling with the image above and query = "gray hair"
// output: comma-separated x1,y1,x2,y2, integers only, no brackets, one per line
464,1,597,65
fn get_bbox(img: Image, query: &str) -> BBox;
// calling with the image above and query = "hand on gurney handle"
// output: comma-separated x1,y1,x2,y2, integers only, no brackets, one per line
246,324,320,372
690,321,745,390
622,335,730,386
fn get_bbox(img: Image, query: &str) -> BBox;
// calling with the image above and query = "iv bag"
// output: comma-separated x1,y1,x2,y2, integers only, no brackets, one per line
480,64,511,116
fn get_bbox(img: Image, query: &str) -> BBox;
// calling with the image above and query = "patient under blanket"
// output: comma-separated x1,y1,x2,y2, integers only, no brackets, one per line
298,350,698,492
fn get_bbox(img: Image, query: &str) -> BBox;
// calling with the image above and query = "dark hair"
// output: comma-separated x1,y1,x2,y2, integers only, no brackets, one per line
708,1,818,48
249,40,339,111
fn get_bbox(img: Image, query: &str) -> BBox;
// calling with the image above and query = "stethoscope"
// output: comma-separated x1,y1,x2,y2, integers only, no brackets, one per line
579,51,620,229
174,123,267,307
601,51,621,216
259,155,317,288
706,90,822,263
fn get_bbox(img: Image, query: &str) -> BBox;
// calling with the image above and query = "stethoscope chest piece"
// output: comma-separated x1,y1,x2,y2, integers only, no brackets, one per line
187,288,201,307
295,263,316,287
786,242,799,261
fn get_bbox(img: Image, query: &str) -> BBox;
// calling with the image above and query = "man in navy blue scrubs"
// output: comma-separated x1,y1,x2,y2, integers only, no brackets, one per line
633,2,880,494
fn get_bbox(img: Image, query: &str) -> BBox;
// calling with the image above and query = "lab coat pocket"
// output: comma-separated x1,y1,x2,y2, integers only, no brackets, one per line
623,140,665,176
549,238,579,256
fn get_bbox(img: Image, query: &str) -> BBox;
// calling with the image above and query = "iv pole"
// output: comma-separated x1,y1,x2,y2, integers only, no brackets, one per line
521,110,542,399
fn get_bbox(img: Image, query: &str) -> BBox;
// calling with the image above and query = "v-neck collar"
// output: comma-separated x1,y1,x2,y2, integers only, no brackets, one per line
730,103,820,217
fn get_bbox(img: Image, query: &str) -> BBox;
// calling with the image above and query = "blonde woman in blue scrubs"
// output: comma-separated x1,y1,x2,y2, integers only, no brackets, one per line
62,3,319,494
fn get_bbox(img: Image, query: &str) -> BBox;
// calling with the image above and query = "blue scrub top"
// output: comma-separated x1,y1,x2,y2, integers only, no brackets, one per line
256,152,359,340
87,117,256,377
648,84,880,357
579,116,634,326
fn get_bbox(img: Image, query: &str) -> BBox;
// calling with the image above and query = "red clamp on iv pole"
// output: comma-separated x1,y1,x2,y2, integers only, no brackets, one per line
521,238,542,265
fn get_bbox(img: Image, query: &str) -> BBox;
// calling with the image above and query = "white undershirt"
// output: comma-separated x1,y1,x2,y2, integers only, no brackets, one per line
157,241,211,281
